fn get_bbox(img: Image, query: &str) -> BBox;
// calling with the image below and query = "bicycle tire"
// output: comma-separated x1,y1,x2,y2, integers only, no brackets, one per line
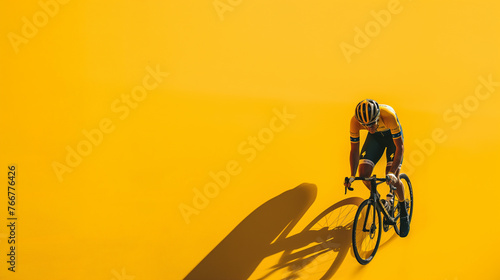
352,199,382,265
394,173,414,236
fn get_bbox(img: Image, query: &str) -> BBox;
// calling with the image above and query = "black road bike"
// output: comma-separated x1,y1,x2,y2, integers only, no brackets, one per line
344,174,413,265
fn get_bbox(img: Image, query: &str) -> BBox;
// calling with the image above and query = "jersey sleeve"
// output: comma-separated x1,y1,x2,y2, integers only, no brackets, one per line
383,110,402,139
350,116,361,143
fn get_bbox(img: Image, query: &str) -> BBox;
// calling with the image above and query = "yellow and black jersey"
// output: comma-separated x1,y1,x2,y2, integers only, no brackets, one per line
350,104,402,143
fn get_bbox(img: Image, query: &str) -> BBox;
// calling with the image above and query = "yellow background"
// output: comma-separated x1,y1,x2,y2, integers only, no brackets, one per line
1,0,500,279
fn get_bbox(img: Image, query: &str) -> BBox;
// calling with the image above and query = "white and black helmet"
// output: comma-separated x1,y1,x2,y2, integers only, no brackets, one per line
355,99,380,125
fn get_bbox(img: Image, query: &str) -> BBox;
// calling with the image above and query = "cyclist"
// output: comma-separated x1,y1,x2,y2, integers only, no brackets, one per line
344,99,410,237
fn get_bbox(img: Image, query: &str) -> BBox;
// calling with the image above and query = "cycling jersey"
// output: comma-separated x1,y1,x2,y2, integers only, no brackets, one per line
350,104,403,143
349,104,404,168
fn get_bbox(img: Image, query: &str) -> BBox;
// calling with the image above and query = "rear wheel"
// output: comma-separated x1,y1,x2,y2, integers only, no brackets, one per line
394,173,414,236
352,199,382,265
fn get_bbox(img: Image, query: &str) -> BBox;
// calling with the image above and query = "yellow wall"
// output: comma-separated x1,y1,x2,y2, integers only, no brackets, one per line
1,0,499,279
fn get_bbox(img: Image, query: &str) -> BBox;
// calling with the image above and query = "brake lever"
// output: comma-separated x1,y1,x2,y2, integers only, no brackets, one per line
344,177,354,194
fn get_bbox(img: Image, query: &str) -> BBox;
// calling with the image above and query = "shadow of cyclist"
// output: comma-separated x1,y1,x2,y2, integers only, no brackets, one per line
260,197,364,280
184,183,318,280
184,182,367,280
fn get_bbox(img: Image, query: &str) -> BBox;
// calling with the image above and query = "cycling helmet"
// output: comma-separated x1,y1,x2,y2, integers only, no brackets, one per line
355,99,380,125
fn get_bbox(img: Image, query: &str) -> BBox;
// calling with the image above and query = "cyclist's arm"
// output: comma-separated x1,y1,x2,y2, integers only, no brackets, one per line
349,116,362,176
380,106,404,174
389,137,404,174
349,141,360,176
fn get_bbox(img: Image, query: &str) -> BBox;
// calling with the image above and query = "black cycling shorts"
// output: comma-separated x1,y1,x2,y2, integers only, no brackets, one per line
359,130,403,168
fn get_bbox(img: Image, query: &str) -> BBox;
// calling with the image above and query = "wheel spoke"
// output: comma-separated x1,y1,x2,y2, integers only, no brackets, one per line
337,206,356,226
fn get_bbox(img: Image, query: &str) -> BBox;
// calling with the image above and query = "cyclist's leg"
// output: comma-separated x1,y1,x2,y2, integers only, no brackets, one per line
385,134,410,236
384,134,405,201
358,165,374,190
359,132,385,190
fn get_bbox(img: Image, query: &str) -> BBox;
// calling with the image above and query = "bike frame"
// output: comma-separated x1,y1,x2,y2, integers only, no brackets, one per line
348,174,412,265
346,176,398,226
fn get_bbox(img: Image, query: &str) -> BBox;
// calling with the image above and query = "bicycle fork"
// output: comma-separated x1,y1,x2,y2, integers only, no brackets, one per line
362,203,377,238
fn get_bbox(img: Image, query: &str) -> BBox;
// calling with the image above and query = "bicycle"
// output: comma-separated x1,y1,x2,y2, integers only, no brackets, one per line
344,174,413,265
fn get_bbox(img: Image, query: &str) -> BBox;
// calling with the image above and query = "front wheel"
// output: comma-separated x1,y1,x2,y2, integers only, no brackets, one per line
394,173,414,236
352,199,382,265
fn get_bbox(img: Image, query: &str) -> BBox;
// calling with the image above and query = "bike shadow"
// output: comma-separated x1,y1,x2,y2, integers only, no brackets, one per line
184,183,318,280
184,183,366,280
260,196,364,280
